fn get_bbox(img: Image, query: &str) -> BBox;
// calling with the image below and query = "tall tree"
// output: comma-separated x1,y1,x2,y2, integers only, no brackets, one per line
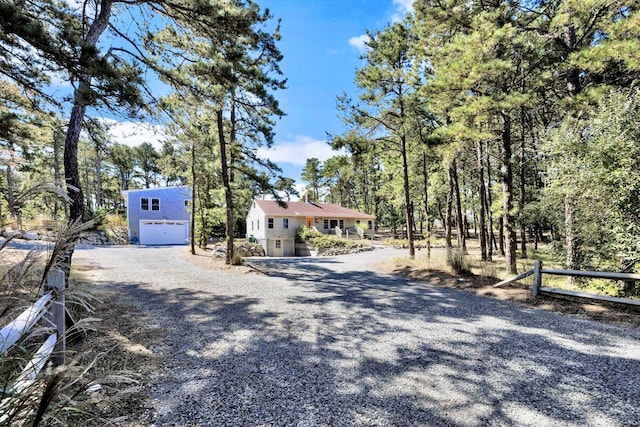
153,0,285,264
136,142,160,188
341,20,424,258
301,157,323,201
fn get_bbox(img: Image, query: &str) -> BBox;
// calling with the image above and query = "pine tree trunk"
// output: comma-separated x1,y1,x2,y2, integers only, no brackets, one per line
6,160,20,228
445,176,453,251
498,216,505,256
53,129,63,219
422,151,431,258
486,147,496,259
563,20,581,284
95,143,103,207
400,134,415,258
190,142,196,255
476,141,488,261
564,193,579,285
450,161,465,251
65,102,86,224
501,111,517,274
62,0,113,282
519,107,527,258
217,110,234,265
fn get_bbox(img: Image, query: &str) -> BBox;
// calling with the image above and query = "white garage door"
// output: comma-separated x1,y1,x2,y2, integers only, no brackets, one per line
139,220,188,245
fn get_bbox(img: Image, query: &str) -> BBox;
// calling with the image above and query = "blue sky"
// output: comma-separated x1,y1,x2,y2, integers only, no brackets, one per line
252,0,413,183
105,0,413,186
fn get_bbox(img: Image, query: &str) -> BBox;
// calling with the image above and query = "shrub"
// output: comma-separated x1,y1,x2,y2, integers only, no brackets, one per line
311,236,351,251
231,252,243,265
447,248,471,275
297,226,323,242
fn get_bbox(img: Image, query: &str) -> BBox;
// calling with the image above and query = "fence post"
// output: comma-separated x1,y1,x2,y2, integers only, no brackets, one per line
44,269,66,366
532,259,542,298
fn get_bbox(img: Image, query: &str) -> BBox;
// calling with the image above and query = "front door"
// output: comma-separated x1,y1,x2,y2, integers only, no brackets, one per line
306,217,313,228
273,239,284,256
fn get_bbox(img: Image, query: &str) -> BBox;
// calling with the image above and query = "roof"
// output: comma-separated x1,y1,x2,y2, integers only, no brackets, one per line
254,200,375,219
122,186,191,196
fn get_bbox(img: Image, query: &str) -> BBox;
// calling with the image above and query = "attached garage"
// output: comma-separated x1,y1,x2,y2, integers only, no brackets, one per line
139,220,188,245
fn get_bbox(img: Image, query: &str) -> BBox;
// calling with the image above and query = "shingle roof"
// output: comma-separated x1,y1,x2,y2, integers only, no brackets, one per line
255,200,375,219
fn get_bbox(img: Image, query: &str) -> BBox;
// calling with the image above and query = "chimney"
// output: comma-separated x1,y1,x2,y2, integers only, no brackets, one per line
305,192,310,203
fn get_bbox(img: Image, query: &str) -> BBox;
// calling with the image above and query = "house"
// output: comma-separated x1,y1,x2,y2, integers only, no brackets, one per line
246,199,375,257
122,186,191,245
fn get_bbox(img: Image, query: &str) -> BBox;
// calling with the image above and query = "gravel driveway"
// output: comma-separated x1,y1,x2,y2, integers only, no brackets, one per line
73,245,640,426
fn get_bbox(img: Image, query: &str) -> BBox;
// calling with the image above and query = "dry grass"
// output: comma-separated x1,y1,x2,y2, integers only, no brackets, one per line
0,240,163,426
181,246,255,273
383,243,640,329
57,282,164,426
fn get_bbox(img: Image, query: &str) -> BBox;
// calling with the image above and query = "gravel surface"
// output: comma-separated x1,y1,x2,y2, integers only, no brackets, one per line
73,245,640,427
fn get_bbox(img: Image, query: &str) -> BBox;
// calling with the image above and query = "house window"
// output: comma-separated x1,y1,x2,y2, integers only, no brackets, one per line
323,219,329,229
141,197,149,210
356,220,360,225
257,219,260,230
339,220,344,229
368,220,373,229
283,218,289,229
151,198,160,211
275,240,282,249
251,221,254,231
268,218,274,229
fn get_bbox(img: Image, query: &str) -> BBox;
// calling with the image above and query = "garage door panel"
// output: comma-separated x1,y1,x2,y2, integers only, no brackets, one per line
139,221,188,245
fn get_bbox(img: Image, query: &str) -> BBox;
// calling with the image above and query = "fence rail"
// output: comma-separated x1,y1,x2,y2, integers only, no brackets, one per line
0,269,66,422
494,260,640,307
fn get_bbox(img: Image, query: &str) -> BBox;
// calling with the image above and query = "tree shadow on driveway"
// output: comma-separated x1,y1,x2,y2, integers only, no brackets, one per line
85,250,640,426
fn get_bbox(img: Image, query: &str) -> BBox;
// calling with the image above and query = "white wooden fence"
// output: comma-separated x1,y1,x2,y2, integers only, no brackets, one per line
0,269,66,421
494,259,640,307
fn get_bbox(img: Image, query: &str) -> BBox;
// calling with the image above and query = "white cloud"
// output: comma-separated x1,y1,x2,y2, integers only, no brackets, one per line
393,0,414,13
348,34,370,53
392,0,415,22
258,135,345,166
101,118,168,151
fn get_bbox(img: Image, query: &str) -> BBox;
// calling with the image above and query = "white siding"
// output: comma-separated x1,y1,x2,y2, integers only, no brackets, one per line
265,216,304,240
246,202,266,240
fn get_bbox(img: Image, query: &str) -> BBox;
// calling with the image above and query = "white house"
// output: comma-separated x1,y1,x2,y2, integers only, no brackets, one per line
122,186,191,245
246,199,375,257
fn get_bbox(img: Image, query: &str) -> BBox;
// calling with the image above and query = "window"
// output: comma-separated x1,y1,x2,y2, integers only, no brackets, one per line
151,198,160,211
356,220,360,225
323,219,329,229
339,220,344,229
141,197,149,210
368,220,373,229
268,218,274,229
251,221,254,231
283,218,289,229
257,219,260,230
275,239,282,249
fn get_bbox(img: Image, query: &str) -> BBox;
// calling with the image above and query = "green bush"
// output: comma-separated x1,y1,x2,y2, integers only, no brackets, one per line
311,236,354,251
297,226,324,242
93,207,109,230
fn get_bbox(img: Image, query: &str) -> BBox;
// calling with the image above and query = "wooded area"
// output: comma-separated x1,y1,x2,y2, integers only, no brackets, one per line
1,0,640,290
302,1,640,296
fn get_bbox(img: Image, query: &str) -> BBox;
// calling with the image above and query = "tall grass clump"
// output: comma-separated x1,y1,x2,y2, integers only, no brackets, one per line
446,248,471,275
1,217,137,425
